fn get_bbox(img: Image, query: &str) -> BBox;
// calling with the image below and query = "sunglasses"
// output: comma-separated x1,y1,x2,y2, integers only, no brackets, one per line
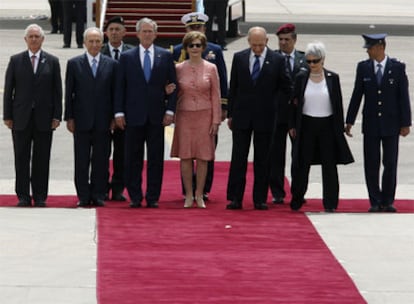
306,58,322,64
188,43,202,49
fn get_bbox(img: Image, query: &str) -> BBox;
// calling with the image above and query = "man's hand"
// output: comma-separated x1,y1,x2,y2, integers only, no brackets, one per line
66,119,75,133
163,114,174,126
289,128,296,139
400,126,410,137
115,116,126,130
4,119,13,129
345,124,353,137
227,117,232,130
51,119,60,130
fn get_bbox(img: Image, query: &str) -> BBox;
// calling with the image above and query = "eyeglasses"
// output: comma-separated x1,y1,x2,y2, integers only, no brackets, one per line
188,43,202,49
306,58,322,64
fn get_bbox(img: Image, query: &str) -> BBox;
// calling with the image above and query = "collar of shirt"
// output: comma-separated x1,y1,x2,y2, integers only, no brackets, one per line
28,50,41,60
139,44,154,66
86,52,101,65
374,56,388,72
250,47,267,69
281,50,295,60
109,42,124,57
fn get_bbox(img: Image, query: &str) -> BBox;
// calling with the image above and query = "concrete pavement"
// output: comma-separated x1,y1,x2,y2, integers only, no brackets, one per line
0,0,413,303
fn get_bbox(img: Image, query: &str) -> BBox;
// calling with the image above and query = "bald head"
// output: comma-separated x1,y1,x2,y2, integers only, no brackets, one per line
247,27,268,56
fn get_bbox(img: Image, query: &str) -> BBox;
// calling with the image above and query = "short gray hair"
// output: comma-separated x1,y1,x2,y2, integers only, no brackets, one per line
136,18,158,32
24,24,45,37
305,41,326,59
83,27,104,41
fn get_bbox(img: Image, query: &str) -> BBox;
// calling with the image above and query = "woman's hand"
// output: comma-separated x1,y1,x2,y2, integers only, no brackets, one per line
210,123,219,136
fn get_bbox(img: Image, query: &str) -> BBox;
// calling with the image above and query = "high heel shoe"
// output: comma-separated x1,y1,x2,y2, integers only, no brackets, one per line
195,196,206,208
184,197,194,208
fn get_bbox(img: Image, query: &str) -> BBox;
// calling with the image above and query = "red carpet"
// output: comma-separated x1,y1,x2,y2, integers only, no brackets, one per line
1,161,413,303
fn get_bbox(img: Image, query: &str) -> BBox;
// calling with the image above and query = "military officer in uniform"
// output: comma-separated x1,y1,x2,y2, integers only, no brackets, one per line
170,12,228,201
101,16,134,202
269,23,307,205
345,33,411,212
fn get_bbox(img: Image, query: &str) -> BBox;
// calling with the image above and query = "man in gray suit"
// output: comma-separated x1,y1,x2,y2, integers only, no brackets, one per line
3,24,62,207
101,16,134,202
65,27,117,207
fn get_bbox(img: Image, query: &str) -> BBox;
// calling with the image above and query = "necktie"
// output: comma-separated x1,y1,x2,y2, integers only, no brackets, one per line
144,49,151,82
113,49,119,60
251,55,260,82
376,63,383,86
286,55,292,74
31,55,36,72
91,58,97,77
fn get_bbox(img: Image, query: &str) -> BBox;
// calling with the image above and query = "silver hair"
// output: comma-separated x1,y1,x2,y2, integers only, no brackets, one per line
24,24,45,37
305,41,326,59
136,18,158,32
83,27,104,41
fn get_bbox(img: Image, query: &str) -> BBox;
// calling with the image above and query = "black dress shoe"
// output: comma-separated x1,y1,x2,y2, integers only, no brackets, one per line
254,202,269,210
226,201,242,210
17,200,31,207
77,200,90,207
368,205,381,212
130,201,142,208
290,198,304,211
383,204,397,212
92,199,105,207
112,193,126,201
62,44,70,48
272,197,284,204
34,201,47,207
77,45,83,49
324,208,335,213
146,201,159,208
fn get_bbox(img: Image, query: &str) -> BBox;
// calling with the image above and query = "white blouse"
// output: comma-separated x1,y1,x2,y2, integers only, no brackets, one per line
302,78,333,117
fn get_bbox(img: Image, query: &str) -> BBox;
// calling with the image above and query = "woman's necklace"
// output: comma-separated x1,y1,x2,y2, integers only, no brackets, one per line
310,72,323,77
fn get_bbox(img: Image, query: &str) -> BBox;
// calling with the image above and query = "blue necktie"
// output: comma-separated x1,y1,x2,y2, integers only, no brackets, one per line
376,63,383,86
251,55,260,82
91,58,97,77
144,49,151,82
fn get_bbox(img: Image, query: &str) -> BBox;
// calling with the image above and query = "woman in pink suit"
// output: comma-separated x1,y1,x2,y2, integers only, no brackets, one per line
171,31,221,208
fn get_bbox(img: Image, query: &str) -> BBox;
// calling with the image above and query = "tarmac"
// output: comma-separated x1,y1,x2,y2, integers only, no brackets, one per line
0,1,413,303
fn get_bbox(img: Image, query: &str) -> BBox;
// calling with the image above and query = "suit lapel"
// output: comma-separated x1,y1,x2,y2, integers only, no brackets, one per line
82,54,95,78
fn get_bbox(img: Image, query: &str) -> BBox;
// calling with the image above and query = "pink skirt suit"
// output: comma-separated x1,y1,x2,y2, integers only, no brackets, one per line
171,60,222,160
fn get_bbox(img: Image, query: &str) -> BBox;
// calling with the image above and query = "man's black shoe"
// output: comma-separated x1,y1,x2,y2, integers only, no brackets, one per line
34,201,47,207
368,205,381,212
112,193,126,201
130,201,142,208
147,201,159,208
254,202,269,210
383,204,397,212
290,198,304,211
77,200,90,207
272,197,284,204
92,199,105,207
17,200,31,207
226,201,242,210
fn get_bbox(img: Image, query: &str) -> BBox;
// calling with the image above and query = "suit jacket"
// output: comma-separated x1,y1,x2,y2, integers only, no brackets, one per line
346,57,411,136
289,68,354,165
173,42,228,102
114,45,177,126
64,53,117,131
101,42,134,59
228,47,291,131
3,50,62,131
275,49,307,124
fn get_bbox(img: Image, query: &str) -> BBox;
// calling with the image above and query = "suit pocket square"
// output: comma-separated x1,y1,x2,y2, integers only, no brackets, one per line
363,77,371,82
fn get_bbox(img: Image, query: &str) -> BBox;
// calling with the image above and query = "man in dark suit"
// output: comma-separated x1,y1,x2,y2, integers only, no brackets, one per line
226,27,291,210
64,27,117,207
62,0,86,48
345,33,411,212
171,12,228,201
3,24,62,207
269,23,307,205
114,18,177,208
101,16,134,202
